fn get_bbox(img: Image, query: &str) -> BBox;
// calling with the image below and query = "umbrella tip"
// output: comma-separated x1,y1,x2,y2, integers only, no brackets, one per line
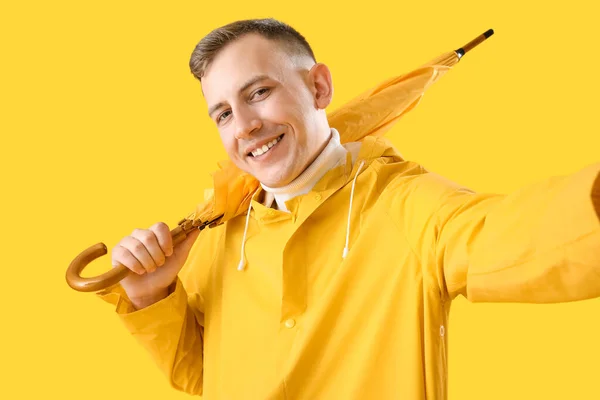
455,28,495,58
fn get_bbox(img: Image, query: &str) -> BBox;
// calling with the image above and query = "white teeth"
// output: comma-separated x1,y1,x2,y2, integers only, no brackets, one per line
251,135,282,157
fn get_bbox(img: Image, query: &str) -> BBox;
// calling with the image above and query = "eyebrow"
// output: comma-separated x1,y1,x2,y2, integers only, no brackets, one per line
208,74,271,118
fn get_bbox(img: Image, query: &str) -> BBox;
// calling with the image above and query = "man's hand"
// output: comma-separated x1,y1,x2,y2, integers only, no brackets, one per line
110,222,201,309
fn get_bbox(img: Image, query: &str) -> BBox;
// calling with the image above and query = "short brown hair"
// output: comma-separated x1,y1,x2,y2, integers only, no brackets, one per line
189,18,316,81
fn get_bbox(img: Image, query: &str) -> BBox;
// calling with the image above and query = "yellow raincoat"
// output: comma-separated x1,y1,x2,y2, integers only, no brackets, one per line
98,131,600,399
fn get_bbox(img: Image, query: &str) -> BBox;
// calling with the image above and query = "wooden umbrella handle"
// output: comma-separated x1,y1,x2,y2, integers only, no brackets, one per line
65,216,222,293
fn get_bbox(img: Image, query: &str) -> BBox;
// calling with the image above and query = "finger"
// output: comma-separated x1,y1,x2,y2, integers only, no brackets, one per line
121,235,158,273
150,222,173,257
173,228,201,259
111,245,146,275
131,228,167,269
182,228,201,250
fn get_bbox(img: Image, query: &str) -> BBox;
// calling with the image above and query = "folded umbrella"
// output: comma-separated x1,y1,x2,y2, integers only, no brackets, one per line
66,29,494,292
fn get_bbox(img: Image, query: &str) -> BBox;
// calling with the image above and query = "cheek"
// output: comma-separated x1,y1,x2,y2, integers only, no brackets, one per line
219,131,239,157
275,88,312,124
289,94,316,132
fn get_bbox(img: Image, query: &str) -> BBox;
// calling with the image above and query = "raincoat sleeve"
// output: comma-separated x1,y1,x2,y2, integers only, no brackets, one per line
405,162,600,303
96,227,221,396
96,279,204,395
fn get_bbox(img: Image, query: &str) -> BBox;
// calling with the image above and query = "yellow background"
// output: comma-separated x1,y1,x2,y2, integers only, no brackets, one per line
2,0,599,399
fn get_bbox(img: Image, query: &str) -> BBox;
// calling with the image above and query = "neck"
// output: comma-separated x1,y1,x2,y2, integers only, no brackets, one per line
261,127,347,212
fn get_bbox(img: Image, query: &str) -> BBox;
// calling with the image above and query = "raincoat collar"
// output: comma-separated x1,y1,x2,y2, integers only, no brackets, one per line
249,133,397,223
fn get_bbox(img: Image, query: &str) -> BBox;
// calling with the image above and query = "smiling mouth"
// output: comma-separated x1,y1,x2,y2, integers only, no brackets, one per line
248,134,284,157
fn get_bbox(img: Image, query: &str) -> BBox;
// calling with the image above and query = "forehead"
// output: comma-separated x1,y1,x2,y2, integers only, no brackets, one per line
201,34,293,103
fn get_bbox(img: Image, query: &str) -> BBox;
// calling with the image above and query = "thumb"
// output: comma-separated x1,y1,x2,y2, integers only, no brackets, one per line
172,228,201,258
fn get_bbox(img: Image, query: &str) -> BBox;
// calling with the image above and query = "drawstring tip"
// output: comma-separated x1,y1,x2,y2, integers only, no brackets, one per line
237,260,246,271
342,247,349,259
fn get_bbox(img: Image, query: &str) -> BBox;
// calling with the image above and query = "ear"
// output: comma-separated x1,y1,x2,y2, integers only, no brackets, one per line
308,63,333,110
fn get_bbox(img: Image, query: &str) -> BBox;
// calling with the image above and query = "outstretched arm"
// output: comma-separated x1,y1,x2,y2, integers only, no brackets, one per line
404,162,600,303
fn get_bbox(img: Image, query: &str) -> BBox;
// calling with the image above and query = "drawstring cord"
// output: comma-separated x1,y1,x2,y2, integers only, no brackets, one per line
343,160,365,259
237,191,258,271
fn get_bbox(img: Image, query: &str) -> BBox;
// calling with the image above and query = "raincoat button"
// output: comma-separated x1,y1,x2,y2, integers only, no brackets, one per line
315,194,322,201
440,325,445,337
285,319,296,329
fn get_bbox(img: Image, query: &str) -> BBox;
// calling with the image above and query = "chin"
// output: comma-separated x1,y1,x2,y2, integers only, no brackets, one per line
240,156,296,187
258,171,294,188
258,177,286,188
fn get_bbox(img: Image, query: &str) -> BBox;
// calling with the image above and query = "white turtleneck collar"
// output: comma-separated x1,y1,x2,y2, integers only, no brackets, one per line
260,127,348,212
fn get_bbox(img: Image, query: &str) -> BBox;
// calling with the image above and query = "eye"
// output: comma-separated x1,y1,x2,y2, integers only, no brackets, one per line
217,110,231,123
251,87,270,100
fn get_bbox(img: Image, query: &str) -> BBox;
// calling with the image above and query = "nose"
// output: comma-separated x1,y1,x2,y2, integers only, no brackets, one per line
234,107,262,140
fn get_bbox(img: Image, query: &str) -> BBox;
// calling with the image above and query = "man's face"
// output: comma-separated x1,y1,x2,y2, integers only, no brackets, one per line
201,34,333,188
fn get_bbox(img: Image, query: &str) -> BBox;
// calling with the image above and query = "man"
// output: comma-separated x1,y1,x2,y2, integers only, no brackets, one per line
100,18,600,399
